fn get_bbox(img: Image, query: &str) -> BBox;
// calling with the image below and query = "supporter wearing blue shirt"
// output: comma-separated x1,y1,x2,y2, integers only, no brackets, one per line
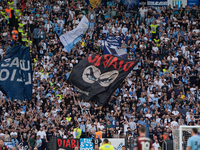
30,6,36,14
169,63,175,72
138,118,146,126
111,116,117,128
65,70,70,80
55,24,62,36
104,11,111,20
46,4,53,12
139,94,146,104
36,136,42,150
89,20,95,31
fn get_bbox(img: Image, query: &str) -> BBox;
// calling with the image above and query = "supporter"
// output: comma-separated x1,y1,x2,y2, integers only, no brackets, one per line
36,135,42,150
0,0,199,149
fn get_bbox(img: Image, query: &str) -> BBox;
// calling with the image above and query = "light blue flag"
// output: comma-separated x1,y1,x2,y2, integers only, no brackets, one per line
59,16,89,52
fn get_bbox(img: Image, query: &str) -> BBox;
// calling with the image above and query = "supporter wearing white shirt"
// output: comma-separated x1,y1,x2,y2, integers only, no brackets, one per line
51,107,57,117
59,128,64,137
10,130,18,138
53,4,60,12
129,117,137,130
97,122,104,130
123,91,132,99
37,127,48,141
154,58,161,67
156,115,161,124
192,26,200,33
147,91,154,103
122,25,128,35
171,118,178,128
123,121,130,134
153,140,160,150
152,44,159,54
172,108,179,117
139,5,147,21
44,20,52,33
86,122,92,133
181,42,187,54
146,111,152,119
184,48,190,58
183,64,191,71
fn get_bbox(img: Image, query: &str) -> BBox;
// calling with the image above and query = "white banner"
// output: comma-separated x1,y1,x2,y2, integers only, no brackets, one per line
101,138,125,150
59,16,89,52
4,142,13,150
168,0,187,7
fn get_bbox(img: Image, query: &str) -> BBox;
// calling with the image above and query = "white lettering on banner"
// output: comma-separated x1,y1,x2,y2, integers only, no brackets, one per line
168,0,187,7
147,1,168,5
0,69,9,81
0,57,31,84
16,70,23,82
9,57,19,67
10,69,16,81
25,73,31,85
20,60,30,71
1,58,11,67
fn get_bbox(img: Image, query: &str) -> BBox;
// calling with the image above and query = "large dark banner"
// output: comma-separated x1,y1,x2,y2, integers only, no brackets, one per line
121,0,139,10
69,54,137,105
57,138,80,150
0,45,32,100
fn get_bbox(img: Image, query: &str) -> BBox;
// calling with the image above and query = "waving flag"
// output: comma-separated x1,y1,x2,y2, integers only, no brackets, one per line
69,54,137,105
0,45,32,100
60,16,89,52
104,36,127,58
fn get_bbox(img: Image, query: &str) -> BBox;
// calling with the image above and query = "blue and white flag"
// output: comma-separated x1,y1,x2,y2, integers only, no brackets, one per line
104,36,127,58
80,138,93,150
0,45,32,101
59,16,89,52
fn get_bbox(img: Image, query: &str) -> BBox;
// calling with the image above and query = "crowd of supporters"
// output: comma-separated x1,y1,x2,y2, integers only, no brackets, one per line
0,0,200,150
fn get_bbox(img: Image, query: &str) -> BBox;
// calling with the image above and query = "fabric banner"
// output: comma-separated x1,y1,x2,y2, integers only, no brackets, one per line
0,45,32,100
57,138,80,150
101,138,125,150
104,36,127,58
69,54,137,105
59,16,89,52
121,0,139,10
187,0,199,6
107,0,120,6
4,142,13,149
168,0,187,7
147,0,168,7
80,138,93,150
89,0,102,8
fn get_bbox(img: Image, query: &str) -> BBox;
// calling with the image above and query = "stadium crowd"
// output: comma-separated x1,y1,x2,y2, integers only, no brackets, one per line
0,0,200,150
